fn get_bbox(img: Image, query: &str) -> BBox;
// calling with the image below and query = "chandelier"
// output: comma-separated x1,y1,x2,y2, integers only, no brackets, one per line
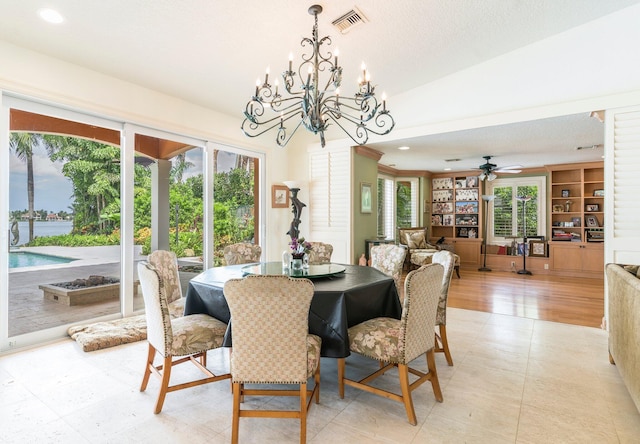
241,4,395,147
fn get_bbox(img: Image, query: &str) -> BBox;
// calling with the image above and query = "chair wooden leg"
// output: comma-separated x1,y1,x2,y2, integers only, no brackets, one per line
337,358,345,399
439,324,454,366
228,348,234,393
140,343,156,391
300,382,308,444
314,359,321,404
200,350,207,367
426,349,443,402
154,355,173,414
398,364,417,426
231,382,241,444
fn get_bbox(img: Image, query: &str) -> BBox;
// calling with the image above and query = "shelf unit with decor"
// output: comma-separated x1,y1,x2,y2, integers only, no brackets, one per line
546,161,604,277
430,173,482,265
583,166,605,242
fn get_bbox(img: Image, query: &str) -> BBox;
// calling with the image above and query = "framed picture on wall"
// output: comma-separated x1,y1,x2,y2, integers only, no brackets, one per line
361,182,372,213
271,185,289,208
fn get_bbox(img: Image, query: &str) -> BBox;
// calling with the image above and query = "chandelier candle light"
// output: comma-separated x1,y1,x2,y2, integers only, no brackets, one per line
241,4,395,147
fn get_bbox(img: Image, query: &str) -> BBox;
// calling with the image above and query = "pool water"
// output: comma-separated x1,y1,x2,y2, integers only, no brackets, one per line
9,252,76,268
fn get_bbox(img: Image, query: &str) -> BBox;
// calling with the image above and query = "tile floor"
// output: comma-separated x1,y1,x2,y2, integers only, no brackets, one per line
1,307,639,443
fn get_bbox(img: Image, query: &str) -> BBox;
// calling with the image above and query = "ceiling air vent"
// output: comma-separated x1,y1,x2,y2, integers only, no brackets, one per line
332,7,368,34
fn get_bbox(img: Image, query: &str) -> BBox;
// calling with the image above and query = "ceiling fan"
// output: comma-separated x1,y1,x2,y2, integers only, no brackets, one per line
477,155,522,181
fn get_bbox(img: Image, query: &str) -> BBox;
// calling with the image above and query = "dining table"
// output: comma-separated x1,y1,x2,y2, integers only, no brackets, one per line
183,262,402,358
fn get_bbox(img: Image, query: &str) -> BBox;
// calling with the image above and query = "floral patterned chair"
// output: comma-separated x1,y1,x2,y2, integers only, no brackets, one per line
148,250,185,319
430,250,455,366
337,263,445,425
370,244,407,293
223,242,261,265
137,262,230,414
307,241,333,264
223,275,321,444
398,226,440,271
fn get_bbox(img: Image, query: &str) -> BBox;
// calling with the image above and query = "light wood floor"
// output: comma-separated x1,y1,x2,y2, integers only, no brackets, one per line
442,267,605,328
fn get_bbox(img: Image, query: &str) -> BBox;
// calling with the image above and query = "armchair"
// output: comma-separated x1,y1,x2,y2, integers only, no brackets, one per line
398,227,439,271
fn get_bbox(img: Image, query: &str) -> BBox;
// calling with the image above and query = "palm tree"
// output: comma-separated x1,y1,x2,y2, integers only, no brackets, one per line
171,152,194,184
10,133,63,243
9,133,42,243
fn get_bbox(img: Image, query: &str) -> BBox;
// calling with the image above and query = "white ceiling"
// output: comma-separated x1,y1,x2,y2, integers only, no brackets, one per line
0,0,636,172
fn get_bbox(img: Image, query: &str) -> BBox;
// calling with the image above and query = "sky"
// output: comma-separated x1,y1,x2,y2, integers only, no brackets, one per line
9,144,237,214
9,143,73,213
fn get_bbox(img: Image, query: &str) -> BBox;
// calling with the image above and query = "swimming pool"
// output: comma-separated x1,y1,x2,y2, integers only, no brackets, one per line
9,252,76,268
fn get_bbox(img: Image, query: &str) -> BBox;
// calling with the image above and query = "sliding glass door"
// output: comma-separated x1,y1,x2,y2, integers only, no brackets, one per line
3,98,123,347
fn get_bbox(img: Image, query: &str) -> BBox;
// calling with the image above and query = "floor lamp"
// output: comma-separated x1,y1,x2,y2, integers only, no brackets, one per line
478,194,495,272
516,196,532,275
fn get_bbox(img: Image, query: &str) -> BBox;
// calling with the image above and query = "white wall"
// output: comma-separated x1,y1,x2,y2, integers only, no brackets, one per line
387,3,640,137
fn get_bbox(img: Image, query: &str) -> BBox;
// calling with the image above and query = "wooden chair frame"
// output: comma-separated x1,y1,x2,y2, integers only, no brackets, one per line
435,324,454,366
338,350,442,426
231,364,320,444
338,264,443,425
140,344,231,414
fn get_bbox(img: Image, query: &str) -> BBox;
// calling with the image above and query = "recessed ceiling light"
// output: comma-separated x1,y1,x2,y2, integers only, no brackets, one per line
398,146,410,151
444,168,452,171
38,8,64,24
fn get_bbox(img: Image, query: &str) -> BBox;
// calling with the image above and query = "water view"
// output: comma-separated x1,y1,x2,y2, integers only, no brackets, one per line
11,220,72,245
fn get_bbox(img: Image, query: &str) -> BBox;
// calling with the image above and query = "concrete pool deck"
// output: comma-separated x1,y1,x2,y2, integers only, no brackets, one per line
7,246,199,337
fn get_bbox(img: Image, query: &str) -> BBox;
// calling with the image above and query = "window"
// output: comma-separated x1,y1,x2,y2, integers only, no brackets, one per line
486,177,546,244
396,178,418,229
377,176,419,239
377,176,395,238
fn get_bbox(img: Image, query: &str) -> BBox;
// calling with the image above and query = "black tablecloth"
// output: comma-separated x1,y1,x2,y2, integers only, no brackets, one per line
184,263,402,358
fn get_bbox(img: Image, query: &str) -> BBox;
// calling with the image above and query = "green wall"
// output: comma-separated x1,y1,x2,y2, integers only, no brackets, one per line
352,151,379,263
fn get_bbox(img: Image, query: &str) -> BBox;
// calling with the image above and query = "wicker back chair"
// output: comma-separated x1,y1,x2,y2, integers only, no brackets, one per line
223,275,321,444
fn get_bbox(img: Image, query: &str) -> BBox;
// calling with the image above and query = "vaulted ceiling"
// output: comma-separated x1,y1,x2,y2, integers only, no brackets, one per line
1,0,637,171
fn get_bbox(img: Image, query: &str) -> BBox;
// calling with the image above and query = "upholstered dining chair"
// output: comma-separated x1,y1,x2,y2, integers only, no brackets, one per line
338,263,444,426
223,275,321,444
430,250,455,366
147,249,184,319
222,242,262,265
370,243,407,293
307,241,333,264
137,262,230,414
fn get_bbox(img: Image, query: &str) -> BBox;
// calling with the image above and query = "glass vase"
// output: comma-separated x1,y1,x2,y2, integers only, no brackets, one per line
282,250,291,270
291,257,303,274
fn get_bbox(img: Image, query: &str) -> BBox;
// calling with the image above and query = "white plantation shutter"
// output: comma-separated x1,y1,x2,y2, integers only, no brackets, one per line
606,106,640,264
309,149,349,231
377,177,394,238
409,179,419,226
